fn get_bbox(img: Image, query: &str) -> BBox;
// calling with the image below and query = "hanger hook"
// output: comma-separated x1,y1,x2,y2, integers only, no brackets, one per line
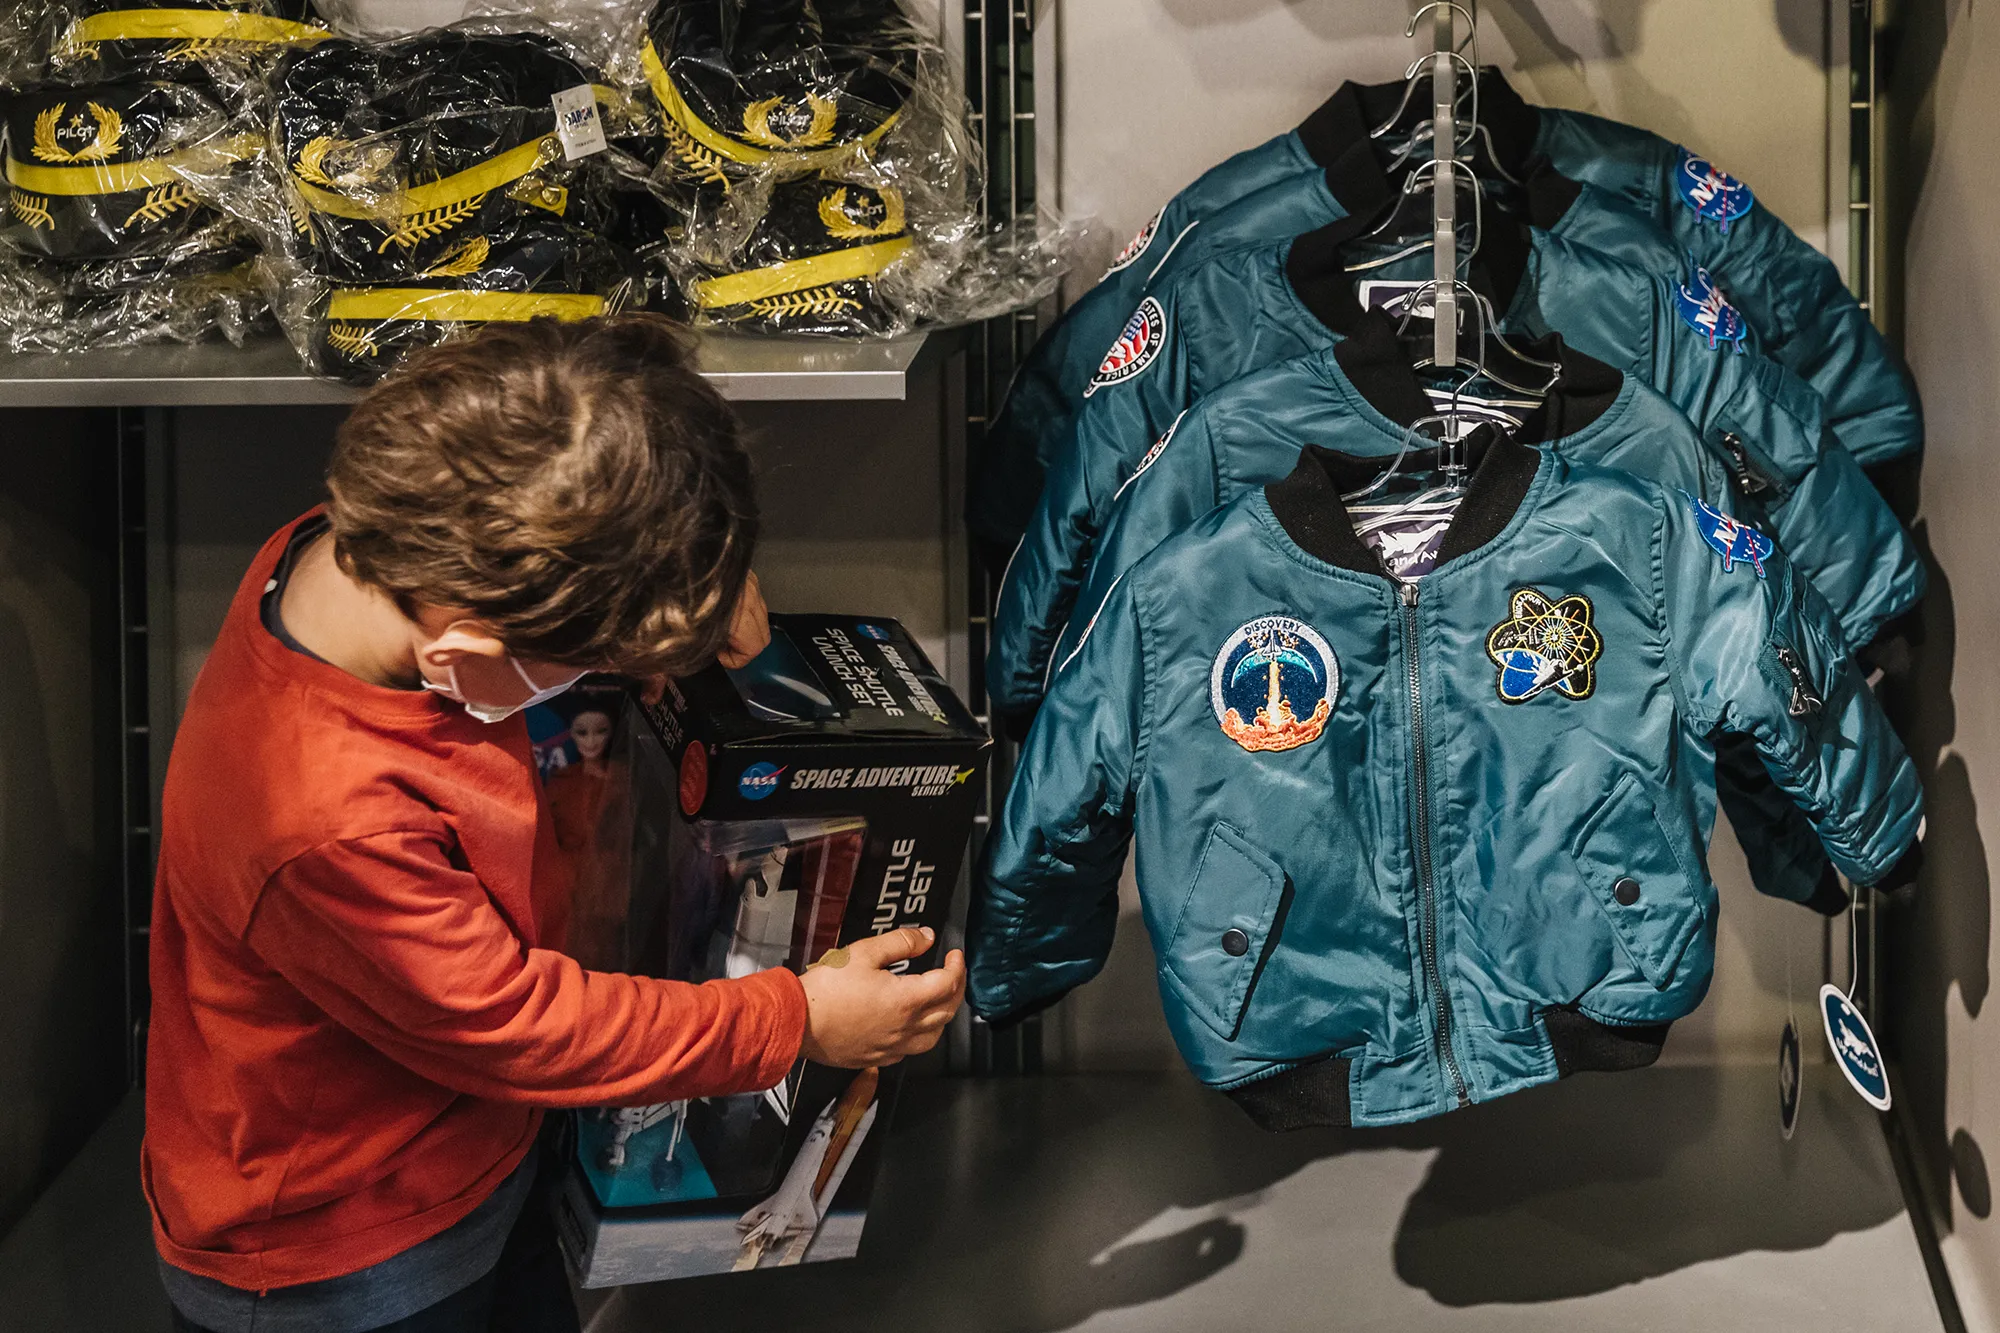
1404,2,1479,73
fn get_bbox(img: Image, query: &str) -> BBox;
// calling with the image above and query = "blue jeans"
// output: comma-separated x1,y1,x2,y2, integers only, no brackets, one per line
169,1161,579,1333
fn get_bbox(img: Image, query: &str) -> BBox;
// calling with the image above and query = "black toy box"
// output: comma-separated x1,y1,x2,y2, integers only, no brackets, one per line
537,614,988,1286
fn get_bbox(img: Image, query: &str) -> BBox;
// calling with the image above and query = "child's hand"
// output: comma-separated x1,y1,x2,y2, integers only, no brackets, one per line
797,926,966,1068
717,571,771,669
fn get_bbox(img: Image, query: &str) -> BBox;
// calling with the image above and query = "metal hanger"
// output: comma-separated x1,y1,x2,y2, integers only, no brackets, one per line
1393,278,1563,398
1345,160,1484,271
1370,4,1481,140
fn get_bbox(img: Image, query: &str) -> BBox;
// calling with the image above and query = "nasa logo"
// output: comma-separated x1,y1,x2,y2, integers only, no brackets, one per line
738,761,786,800
1083,297,1166,398
1820,983,1890,1110
1675,149,1755,231
1103,210,1163,276
855,622,892,642
1485,589,1603,704
1690,496,1774,577
1674,263,1747,353
1210,616,1338,753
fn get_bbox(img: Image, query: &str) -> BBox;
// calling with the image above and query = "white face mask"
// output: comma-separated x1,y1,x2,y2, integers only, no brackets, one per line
424,653,585,724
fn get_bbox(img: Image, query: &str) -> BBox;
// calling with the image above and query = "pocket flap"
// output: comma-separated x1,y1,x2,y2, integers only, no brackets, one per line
1569,773,1704,989
1159,821,1289,1040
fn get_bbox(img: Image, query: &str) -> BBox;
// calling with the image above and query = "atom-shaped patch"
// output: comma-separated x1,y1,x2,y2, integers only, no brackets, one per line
1485,589,1603,704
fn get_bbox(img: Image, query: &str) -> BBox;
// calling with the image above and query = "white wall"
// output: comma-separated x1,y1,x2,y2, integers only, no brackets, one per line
1888,0,2000,1322
1045,0,1848,1071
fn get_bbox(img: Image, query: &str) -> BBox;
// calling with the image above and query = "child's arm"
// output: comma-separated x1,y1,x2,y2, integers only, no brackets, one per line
245,832,952,1105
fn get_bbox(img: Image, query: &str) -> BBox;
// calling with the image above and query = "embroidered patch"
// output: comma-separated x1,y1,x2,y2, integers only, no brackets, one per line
1485,589,1603,704
1675,149,1754,232
1114,409,1186,501
1691,496,1774,577
1083,296,1165,397
1104,210,1162,276
1210,616,1337,752
1674,261,1747,353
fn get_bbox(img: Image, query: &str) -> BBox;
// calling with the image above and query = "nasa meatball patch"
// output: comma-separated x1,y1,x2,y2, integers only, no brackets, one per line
1084,296,1166,397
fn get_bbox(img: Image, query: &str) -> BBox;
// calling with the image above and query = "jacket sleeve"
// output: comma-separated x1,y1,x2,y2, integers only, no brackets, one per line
1643,301,1928,649
967,202,1191,557
987,295,1194,729
1696,216,1922,467
1764,424,1926,652
247,832,807,1107
1659,492,1922,886
969,575,1148,1024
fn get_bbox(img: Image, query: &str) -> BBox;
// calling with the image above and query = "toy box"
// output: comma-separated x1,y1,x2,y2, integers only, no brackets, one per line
541,614,988,1285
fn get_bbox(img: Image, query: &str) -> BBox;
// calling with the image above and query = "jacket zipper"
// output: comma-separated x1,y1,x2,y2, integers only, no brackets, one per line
1721,431,1774,499
1774,644,1823,718
1400,581,1470,1108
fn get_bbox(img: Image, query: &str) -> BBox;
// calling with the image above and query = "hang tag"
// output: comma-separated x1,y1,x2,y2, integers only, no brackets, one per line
1820,984,1891,1110
1777,1018,1802,1139
1357,279,1432,318
551,85,608,161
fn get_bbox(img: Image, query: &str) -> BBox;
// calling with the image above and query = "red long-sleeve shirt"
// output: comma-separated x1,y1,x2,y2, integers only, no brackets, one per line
142,513,806,1290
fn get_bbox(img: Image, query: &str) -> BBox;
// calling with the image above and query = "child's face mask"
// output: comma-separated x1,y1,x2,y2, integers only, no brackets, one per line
422,643,585,724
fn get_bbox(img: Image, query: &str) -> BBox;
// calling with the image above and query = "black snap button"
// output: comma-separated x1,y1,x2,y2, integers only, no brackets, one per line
1220,928,1251,957
1614,877,1642,906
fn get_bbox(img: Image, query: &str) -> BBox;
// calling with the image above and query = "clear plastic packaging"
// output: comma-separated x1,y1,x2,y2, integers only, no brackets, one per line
254,25,653,380
0,73,274,349
0,247,266,351
263,218,641,383
636,0,1078,337
0,1,332,88
1,76,261,261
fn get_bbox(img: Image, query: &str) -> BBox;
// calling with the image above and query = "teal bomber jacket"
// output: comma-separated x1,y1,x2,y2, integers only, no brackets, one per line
968,441,1923,1130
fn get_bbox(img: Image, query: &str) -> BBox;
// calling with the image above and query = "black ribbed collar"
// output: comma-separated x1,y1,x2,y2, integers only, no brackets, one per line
1265,430,1544,577
1330,309,1623,444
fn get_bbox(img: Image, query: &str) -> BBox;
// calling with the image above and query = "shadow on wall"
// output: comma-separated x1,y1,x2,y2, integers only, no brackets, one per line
1883,520,1993,1236
1876,0,1991,1247
597,1067,1903,1332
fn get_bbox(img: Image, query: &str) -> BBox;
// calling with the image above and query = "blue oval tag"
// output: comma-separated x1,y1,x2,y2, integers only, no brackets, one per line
1675,150,1754,231
1820,984,1890,1110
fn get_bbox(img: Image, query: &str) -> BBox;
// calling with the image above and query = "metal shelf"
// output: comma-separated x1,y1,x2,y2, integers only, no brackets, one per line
0,329,936,408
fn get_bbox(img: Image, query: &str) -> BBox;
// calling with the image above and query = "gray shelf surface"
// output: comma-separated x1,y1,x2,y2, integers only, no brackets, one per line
0,330,934,408
0,1066,1945,1333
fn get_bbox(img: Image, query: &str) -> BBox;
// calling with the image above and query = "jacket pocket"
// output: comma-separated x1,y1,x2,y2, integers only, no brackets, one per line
1159,821,1290,1041
1568,772,1704,990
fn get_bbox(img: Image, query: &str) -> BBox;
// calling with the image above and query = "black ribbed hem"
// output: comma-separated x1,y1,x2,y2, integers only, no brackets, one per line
1544,1006,1671,1076
1802,864,1853,917
1225,1056,1353,1131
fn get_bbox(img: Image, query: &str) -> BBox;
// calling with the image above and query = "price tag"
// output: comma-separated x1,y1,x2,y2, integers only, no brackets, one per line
551,85,608,160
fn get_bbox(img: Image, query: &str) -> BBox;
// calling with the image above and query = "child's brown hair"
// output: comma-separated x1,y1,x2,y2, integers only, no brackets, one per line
327,313,756,675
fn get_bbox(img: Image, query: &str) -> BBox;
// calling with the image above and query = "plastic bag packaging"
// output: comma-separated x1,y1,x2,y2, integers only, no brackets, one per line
261,29,647,282
0,73,274,348
311,0,653,81
263,217,641,383
250,25,653,381
1,77,263,260
636,0,1078,337
0,1,331,89
0,244,266,351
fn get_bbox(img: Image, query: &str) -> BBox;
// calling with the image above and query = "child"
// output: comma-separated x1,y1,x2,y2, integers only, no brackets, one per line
143,314,965,1333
